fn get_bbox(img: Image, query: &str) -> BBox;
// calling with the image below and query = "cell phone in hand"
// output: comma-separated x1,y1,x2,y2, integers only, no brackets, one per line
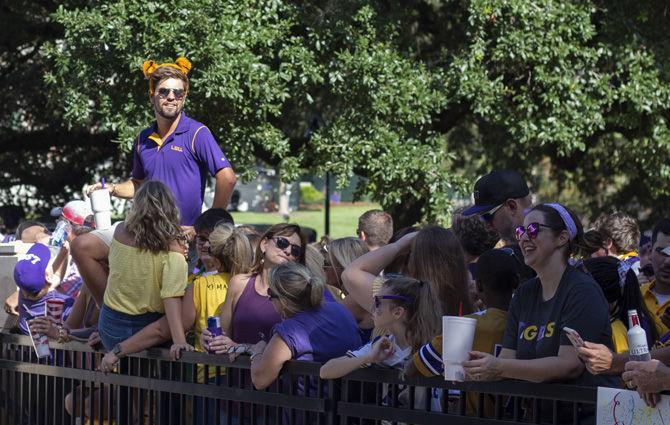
563,327,585,348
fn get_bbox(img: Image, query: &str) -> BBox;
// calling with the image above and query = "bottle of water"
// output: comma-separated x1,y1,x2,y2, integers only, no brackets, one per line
627,309,651,361
49,221,71,247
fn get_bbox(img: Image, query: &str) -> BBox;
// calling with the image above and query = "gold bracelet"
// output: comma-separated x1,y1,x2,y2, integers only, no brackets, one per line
57,325,69,343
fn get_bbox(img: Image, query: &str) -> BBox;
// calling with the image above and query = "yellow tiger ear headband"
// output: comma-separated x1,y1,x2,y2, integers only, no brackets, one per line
142,57,192,95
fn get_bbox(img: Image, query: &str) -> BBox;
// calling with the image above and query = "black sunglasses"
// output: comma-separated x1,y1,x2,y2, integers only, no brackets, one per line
480,204,504,223
157,87,186,99
273,236,302,258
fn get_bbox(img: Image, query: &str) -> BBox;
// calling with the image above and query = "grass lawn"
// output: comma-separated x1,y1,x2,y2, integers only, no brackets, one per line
231,204,380,239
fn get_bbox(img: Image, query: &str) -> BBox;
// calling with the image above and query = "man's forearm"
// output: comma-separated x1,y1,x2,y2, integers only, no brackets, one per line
212,168,236,209
112,179,141,199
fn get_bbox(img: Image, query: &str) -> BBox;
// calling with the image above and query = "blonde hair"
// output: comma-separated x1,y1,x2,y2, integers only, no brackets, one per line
209,223,254,276
306,244,327,284
125,181,182,253
327,237,369,271
383,277,441,351
307,243,347,301
269,262,324,316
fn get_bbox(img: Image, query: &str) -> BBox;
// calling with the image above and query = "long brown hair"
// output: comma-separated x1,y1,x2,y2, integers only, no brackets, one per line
125,181,182,254
250,223,306,274
408,225,473,316
383,277,442,351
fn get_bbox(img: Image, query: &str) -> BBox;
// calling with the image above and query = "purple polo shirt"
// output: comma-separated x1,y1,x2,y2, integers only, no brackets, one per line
132,113,232,225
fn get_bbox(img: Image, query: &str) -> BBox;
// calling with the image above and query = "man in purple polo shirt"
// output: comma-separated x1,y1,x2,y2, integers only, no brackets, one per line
88,57,237,229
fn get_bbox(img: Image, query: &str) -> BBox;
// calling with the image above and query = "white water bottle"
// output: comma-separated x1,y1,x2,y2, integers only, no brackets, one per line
627,309,651,361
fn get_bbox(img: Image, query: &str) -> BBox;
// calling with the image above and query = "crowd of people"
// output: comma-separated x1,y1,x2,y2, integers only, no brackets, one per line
4,58,670,424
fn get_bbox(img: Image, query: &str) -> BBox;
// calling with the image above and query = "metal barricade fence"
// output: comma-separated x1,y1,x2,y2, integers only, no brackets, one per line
0,333,598,425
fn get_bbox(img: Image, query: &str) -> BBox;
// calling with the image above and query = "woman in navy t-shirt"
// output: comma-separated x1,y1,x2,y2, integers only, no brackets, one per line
463,203,619,388
248,262,361,390
463,204,619,423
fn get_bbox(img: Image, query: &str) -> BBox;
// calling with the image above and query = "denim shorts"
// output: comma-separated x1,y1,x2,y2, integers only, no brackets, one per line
98,304,163,351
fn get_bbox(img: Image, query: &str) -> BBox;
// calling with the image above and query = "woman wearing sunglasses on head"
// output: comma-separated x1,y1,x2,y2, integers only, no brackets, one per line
249,262,361,391
200,223,306,354
464,204,619,419
320,276,440,379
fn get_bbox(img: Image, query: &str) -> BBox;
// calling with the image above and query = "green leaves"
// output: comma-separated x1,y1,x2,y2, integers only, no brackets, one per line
36,0,670,226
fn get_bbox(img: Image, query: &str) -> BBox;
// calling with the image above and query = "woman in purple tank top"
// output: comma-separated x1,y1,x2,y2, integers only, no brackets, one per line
201,223,307,351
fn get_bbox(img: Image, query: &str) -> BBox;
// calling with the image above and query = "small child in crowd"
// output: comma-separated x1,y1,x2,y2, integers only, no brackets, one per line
15,243,74,335
190,208,235,281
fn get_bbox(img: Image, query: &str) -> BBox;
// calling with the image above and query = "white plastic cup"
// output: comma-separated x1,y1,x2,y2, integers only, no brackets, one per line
28,322,51,358
94,211,112,230
442,316,477,381
90,189,112,230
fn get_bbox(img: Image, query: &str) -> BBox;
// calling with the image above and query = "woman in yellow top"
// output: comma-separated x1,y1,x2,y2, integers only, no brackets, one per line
99,221,255,379
583,256,658,353
97,181,192,364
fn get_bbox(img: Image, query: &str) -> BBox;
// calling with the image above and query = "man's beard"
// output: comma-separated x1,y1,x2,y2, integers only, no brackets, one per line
156,102,183,120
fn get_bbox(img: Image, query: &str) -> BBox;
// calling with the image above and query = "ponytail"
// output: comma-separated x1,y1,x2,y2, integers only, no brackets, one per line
383,277,442,351
209,224,254,276
269,262,324,316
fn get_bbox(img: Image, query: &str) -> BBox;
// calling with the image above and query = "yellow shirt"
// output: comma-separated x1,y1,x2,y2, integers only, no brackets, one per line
192,272,231,353
192,272,230,382
641,280,670,336
611,319,629,354
103,239,187,315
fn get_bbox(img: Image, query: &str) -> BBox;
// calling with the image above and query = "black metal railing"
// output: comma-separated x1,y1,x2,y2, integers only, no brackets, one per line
0,333,598,425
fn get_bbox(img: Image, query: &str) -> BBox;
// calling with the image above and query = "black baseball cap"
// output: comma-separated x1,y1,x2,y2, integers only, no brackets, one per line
463,170,530,216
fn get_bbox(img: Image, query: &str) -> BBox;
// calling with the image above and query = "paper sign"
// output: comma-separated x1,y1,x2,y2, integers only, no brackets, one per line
597,387,670,424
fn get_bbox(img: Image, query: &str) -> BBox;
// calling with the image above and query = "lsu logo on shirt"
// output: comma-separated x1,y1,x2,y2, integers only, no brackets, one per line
518,321,555,342
170,145,183,153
